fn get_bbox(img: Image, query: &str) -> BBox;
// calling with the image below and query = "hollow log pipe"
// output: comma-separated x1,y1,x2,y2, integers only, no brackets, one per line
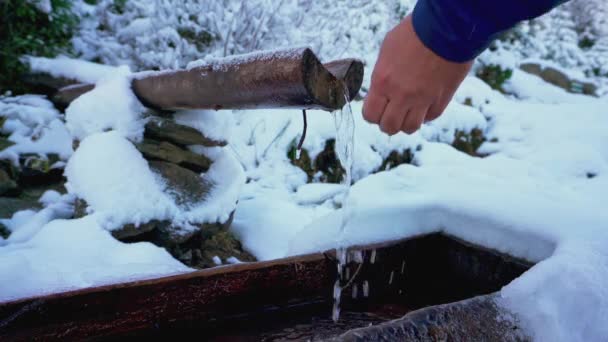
52,48,364,112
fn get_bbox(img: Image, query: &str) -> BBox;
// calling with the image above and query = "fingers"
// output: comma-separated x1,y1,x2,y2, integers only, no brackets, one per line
362,90,388,124
425,93,450,123
402,105,429,134
364,90,430,135
380,101,408,135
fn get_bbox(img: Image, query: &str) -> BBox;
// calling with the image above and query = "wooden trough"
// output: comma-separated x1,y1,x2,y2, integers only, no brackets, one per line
0,233,532,341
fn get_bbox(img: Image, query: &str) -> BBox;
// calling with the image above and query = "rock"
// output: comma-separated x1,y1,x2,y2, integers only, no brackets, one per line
144,118,227,147
148,161,213,208
111,220,160,240
19,153,64,186
333,293,530,341
0,168,19,196
198,230,256,269
520,62,597,96
0,197,42,219
136,139,212,173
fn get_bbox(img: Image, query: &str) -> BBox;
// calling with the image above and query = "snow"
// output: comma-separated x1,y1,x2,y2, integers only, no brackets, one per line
65,66,146,142
2,2,608,341
65,131,176,230
0,95,73,163
232,74,608,341
64,131,245,231
0,215,190,302
26,56,117,84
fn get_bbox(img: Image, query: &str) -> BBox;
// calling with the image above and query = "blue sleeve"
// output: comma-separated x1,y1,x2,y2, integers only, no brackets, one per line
412,0,568,62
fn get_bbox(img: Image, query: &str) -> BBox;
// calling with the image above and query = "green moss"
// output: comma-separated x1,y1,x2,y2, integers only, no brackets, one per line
452,129,486,156
476,64,513,92
0,0,78,93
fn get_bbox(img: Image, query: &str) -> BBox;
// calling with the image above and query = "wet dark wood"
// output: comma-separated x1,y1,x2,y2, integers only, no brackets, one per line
0,253,335,341
0,234,533,341
49,50,364,111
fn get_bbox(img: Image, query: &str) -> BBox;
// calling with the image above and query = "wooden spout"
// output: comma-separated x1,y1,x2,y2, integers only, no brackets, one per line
50,48,364,112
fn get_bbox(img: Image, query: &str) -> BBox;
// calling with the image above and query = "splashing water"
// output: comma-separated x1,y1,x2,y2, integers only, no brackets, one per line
331,89,356,322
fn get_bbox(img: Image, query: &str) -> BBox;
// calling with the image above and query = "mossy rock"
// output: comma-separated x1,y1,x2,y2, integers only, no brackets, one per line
18,153,64,187
148,161,213,208
452,129,486,156
0,168,19,197
0,197,42,219
197,230,256,269
136,139,212,173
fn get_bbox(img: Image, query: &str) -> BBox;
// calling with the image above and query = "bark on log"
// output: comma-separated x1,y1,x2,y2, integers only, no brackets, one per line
50,49,364,111
324,59,364,101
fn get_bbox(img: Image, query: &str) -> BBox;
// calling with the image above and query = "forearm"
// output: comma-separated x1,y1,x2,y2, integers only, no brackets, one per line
412,0,568,62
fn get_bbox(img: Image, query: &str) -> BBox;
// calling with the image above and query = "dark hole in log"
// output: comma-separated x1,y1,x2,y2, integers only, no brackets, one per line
0,233,532,341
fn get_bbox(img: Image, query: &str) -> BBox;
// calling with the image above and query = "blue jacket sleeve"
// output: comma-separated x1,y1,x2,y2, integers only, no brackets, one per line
412,0,568,62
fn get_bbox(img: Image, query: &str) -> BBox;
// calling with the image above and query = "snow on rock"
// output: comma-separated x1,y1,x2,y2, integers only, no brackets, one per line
174,109,234,143
65,131,176,230
26,56,117,84
65,131,245,231
0,215,190,302
65,66,145,142
0,95,73,163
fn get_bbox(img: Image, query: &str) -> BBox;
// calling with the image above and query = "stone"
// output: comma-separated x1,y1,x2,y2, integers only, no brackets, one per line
0,197,42,219
148,161,213,208
198,230,256,269
0,168,19,196
333,293,531,341
111,220,159,241
19,153,64,186
136,139,212,173
144,118,227,147
520,62,597,96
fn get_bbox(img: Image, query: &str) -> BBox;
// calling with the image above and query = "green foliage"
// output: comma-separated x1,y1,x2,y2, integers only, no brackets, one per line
476,64,513,92
578,36,595,50
177,28,216,51
111,0,127,14
0,0,78,93
288,139,345,184
452,129,487,156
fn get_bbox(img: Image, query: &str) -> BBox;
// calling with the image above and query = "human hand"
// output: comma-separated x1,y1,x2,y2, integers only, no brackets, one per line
363,15,473,135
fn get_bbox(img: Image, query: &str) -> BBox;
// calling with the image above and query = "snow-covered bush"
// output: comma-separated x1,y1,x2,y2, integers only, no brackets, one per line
72,0,404,73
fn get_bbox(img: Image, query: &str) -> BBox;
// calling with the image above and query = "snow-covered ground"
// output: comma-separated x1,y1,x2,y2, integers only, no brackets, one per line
2,1,608,341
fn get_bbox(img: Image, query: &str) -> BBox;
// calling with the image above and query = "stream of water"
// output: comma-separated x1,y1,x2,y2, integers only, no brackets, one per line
331,90,356,322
